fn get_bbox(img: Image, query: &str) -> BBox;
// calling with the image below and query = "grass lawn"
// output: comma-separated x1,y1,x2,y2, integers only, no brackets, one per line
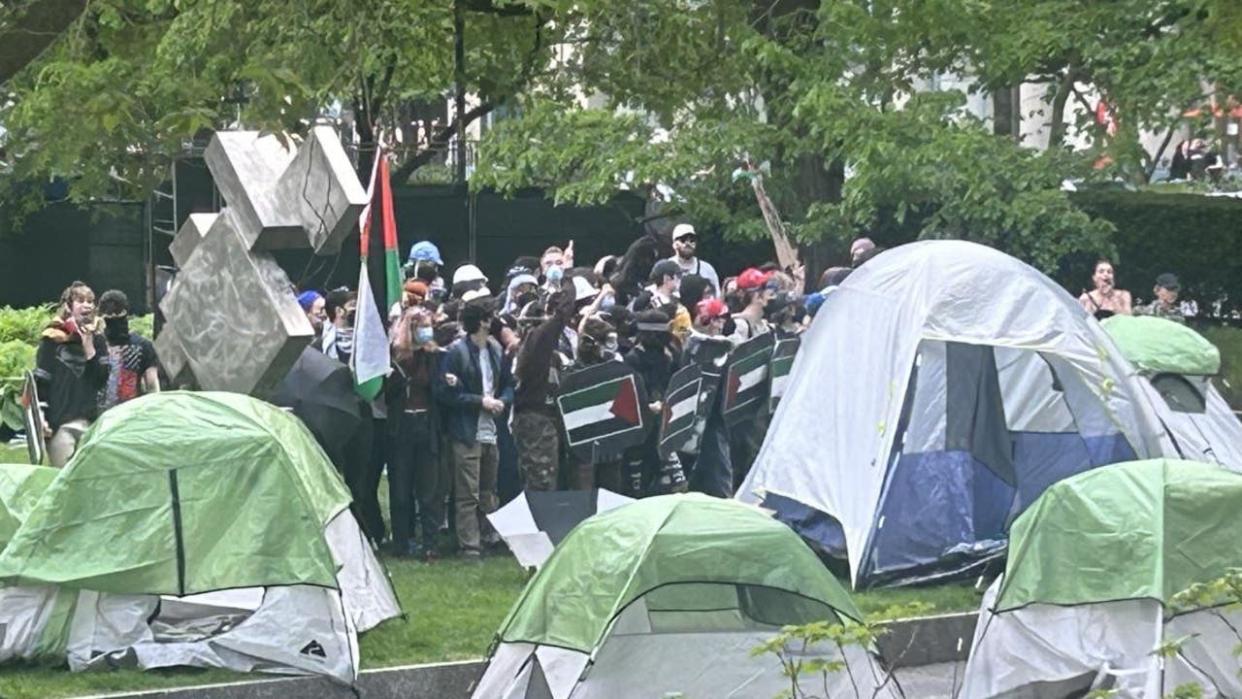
0,437,986,698
0,533,981,699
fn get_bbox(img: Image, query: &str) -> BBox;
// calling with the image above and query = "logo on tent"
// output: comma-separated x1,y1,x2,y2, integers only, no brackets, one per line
300,640,327,658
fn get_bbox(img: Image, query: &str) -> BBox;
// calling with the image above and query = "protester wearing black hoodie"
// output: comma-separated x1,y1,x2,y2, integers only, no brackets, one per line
622,310,687,495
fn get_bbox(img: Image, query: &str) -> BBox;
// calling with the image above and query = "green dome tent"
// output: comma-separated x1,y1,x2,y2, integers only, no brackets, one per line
961,459,1242,698
0,392,400,684
0,463,57,551
1102,316,1242,469
472,494,900,699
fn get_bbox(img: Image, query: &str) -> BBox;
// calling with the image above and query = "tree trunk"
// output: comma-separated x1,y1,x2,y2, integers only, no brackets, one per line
1047,70,1076,149
793,154,844,293
992,85,1020,140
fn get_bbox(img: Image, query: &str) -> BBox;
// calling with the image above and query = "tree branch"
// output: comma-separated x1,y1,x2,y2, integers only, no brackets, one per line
0,0,88,85
391,11,546,182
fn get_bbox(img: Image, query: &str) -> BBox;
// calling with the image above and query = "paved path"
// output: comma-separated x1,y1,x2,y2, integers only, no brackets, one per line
894,661,967,698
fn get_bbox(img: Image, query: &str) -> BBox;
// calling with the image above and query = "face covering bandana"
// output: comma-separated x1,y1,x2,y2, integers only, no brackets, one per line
104,316,129,344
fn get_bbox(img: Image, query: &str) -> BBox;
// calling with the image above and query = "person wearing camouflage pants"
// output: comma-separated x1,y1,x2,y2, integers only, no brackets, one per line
511,410,560,491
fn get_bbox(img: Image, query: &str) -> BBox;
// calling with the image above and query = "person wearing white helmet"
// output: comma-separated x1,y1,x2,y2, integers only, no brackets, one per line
451,264,489,299
665,224,719,295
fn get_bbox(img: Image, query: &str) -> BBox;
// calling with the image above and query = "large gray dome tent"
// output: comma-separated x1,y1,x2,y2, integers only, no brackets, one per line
738,241,1170,587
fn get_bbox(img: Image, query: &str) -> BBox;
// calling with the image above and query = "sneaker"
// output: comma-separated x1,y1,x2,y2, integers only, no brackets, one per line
461,549,483,562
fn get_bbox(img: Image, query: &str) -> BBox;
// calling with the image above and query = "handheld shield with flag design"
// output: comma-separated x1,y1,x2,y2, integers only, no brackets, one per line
556,361,649,463
722,332,775,426
769,337,800,414
658,365,705,458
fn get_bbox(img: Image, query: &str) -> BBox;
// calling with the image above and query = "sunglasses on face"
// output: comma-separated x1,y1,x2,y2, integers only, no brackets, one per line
677,235,697,244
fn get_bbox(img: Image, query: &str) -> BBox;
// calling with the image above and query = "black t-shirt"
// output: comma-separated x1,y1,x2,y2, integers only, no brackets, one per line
99,333,158,411
35,334,110,430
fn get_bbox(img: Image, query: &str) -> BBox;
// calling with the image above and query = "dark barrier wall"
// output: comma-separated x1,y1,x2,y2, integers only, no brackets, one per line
0,201,147,312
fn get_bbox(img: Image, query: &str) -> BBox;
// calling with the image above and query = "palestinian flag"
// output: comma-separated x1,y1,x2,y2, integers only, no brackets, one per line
768,337,801,413
556,362,649,463
722,332,775,426
353,151,395,400
659,365,705,458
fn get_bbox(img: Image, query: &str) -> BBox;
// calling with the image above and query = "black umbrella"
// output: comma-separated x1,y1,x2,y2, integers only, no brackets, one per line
271,346,363,462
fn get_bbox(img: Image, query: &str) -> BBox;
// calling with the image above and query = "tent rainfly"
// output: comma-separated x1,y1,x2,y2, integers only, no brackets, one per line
472,494,902,699
0,391,401,684
738,241,1170,587
1102,314,1242,470
961,459,1242,698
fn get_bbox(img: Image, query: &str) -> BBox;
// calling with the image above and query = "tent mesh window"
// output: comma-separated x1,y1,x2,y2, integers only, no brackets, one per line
1150,373,1208,414
609,583,840,637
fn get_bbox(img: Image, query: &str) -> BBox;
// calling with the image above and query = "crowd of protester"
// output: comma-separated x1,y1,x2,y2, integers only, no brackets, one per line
33,229,1191,564
290,227,870,561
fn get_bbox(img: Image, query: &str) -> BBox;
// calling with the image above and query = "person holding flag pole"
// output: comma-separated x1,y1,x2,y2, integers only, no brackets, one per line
346,144,399,545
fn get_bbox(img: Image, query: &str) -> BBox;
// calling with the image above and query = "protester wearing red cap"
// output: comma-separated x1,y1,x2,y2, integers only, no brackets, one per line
730,267,775,342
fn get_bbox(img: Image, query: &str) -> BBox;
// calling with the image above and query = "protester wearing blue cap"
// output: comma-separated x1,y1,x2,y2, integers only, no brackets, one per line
408,241,444,266
297,290,327,340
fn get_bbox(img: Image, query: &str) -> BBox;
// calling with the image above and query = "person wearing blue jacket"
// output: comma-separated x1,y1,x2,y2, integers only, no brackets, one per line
435,300,514,558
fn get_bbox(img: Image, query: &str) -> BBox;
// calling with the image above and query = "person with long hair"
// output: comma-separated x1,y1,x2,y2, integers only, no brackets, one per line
36,281,109,467
385,306,446,559
1078,258,1132,319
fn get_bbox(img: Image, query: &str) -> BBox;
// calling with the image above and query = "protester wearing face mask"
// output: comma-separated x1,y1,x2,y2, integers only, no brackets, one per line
436,300,513,559
321,288,358,364
540,242,574,295
385,306,446,560
36,281,110,468
563,316,623,489
96,290,159,413
622,310,687,496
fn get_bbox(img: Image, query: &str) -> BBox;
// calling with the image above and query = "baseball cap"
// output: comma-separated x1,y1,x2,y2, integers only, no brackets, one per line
650,259,683,283
452,264,488,285
408,241,444,266
695,297,728,321
1155,273,1180,291
672,223,697,241
736,268,773,291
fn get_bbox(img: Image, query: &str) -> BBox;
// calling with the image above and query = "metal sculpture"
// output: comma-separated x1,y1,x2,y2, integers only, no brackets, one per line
155,127,368,396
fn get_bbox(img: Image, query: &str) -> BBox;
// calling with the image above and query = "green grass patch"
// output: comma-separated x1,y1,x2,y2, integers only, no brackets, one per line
0,430,982,697
1201,324,1242,409
1,442,28,463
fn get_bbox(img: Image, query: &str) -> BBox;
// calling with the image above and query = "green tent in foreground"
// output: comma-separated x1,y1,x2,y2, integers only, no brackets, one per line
962,460,1242,698
0,463,57,550
0,391,352,595
996,458,1242,611
474,494,900,699
0,391,400,685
